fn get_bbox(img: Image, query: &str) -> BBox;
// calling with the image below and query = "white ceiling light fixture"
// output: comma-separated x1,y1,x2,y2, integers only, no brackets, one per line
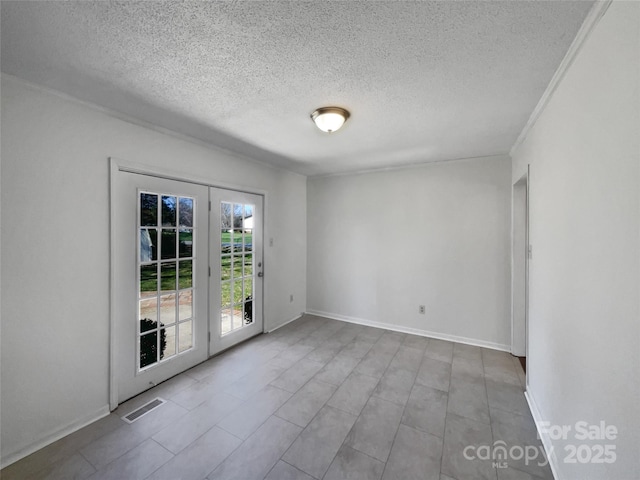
311,106,350,133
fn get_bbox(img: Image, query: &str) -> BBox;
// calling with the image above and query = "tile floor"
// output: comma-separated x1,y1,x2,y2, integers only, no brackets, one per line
1,315,553,480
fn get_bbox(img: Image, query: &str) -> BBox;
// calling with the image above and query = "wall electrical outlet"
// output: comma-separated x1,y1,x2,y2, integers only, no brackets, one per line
290,294,294,303
419,305,425,314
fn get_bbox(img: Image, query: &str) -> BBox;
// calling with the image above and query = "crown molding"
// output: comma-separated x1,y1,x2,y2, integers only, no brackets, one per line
0,73,304,177
510,0,613,157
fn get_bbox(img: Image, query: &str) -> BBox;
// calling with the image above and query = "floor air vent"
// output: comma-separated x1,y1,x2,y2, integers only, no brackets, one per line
122,397,166,424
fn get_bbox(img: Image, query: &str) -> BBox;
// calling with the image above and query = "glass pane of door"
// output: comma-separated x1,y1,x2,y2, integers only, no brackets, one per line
138,191,195,370
220,201,255,335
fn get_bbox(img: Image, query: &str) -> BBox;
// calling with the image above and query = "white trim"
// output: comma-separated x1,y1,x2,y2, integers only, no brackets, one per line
110,157,269,198
0,73,302,176
510,0,613,157
0,406,110,469
306,309,511,352
525,164,531,391
525,389,561,480
109,159,119,410
266,312,304,333
511,172,529,357
310,154,509,179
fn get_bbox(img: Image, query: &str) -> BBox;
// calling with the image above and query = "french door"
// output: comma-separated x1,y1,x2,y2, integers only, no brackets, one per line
209,187,263,355
115,172,209,403
113,169,263,403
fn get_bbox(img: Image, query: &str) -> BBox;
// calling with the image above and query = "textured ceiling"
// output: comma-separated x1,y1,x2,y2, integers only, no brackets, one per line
1,1,593,175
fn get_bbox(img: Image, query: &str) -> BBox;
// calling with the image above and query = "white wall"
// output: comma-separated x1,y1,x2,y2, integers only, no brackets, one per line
511,2,639,478
307,156,512,349
0,75,307,465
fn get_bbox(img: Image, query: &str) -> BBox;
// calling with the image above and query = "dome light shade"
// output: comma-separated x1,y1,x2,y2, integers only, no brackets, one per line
311,107,350,133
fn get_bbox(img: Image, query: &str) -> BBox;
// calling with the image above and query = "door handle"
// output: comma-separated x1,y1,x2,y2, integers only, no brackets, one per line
257,272,264,278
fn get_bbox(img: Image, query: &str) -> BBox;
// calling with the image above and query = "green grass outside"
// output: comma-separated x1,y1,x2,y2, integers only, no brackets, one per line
140,261,193,293
221,254,252,281
221,253,253,306
140,230,254,305
140,254,253,306
221,278,253,308
221,231,252,247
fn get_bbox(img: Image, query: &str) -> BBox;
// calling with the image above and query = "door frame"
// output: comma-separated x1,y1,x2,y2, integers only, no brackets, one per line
109,157,268,410
511,167,530,375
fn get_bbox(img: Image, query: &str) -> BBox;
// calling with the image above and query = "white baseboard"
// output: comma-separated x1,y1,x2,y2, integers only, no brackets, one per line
266,312,304,333
525,390,560,480
306,309,511,352
1,405,111,469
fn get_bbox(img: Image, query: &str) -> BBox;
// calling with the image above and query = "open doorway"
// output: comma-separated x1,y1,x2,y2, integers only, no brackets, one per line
512,170,529,375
